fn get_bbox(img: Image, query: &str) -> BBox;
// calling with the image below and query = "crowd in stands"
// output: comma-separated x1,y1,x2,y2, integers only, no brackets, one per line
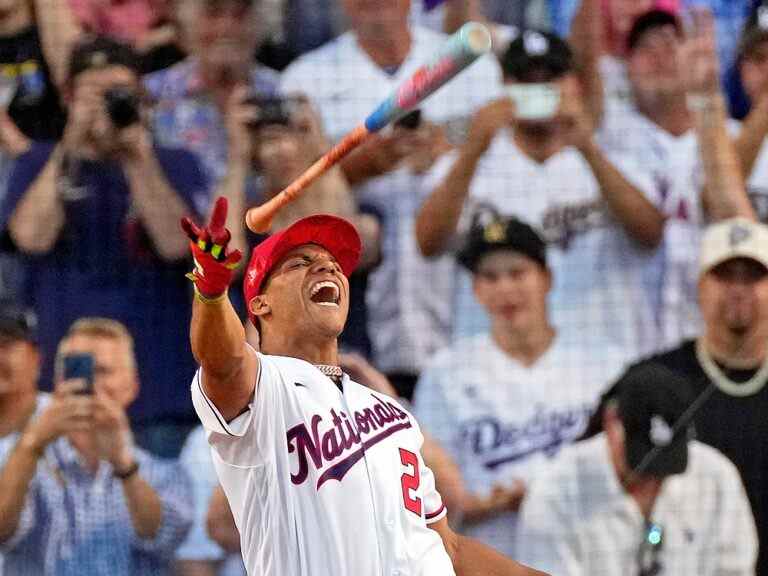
1,0,768,574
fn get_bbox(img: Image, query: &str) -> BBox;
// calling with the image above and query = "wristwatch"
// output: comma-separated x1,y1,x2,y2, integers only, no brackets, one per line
113,460,140,480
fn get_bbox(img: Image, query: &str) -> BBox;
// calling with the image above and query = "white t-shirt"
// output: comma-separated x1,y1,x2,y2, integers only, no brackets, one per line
191,350,453,576
424,129,660,361
280,26,503,374
517,435,758,576
412,334,626,557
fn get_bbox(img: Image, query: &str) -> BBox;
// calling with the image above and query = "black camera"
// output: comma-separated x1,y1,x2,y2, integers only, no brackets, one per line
394,109,422,130
105,87,140,129
246,96,295,130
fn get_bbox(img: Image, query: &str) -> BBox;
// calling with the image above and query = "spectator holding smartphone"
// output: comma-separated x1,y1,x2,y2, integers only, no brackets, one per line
0,35,209,457
0,317,192,575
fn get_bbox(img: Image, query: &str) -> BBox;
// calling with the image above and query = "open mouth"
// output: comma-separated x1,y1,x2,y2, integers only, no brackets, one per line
310,280,340,307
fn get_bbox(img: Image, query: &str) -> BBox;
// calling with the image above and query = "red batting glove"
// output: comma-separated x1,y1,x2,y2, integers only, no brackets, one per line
181,197,243,301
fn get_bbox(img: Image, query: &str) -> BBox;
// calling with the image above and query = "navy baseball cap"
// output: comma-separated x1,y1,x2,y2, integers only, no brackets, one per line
68,35,140,80
457,215,547,272
501,29,574,82
586,363,694,478
626,9,683,54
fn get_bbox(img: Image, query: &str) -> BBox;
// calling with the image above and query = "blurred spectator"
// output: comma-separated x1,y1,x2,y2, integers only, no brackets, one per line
0,317,193,575
0,35,209,456
416,30,661,361
413,215,626,558
175,425,245,576
735,4,768,220
145,0,279,195
0,0,80,145
281,0,503,399
517,362,757,575
568,0,680,120
582,217,768,575
0,303,43,576
599,8,755,350
0,303,44,446
66,0,185,74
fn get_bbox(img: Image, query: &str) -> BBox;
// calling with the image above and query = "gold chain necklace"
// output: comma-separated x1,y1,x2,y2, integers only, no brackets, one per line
695,339,768,397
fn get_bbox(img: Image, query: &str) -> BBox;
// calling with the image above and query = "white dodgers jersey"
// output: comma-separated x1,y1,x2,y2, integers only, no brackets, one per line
191,349,454,576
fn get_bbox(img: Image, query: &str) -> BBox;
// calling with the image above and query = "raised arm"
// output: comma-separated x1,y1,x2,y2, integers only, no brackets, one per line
183,197,258,421
32,0,82,89
415,98,514,257
568,0,605,127
685,9,754,221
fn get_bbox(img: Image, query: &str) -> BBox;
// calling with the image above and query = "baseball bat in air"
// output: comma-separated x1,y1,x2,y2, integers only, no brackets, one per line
245,21,493,233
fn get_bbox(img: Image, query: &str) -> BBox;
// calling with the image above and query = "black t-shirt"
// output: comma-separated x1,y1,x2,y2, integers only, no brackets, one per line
0,27,65,141
649,340,768,575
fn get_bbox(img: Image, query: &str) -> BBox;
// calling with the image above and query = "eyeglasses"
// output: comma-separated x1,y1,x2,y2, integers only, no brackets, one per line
637,521,664,576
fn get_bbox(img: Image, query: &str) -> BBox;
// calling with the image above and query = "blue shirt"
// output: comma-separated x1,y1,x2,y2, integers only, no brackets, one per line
0,423,193,575
1,142,208,424
145,58,280,194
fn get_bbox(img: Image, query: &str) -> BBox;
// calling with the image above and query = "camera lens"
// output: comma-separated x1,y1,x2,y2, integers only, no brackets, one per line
104,87,140,129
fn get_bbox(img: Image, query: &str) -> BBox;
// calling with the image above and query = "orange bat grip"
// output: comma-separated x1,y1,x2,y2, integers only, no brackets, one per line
245,124,370,233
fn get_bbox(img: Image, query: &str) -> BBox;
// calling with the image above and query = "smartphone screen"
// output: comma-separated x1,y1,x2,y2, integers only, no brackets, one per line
62,353,94,394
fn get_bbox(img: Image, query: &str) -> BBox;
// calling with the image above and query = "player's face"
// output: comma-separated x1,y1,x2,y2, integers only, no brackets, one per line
740,41,768,103
473,251,551,332
699,258,768,337
58,334,138,408
627,25,684,102
261,244,350,339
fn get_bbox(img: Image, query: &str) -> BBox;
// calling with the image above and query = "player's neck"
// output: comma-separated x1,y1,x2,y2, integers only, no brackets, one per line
0,390,36,438
491,323,555,367
355,26,412,71
262,334,340,367
624,475,663,519
701,327,768,370
512,127,564,164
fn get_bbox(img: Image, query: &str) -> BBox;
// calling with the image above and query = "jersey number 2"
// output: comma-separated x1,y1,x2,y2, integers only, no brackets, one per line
399,448,422,516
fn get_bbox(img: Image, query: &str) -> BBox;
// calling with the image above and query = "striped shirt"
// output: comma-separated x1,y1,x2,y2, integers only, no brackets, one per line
0,426,193,575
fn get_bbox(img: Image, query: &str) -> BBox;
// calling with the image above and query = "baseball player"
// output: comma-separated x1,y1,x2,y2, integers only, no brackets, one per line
181,197,546,576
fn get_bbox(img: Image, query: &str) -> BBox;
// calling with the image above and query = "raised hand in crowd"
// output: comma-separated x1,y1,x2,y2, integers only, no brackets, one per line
20,379,92,452
680,6,721,98
341,120,452,184
464,98,515,158
557,76,595,149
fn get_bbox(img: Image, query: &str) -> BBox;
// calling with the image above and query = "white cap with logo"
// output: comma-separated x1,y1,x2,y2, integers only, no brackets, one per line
700,218,768,274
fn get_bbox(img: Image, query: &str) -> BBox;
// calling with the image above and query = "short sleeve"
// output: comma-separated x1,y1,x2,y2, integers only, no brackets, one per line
190,348,286,468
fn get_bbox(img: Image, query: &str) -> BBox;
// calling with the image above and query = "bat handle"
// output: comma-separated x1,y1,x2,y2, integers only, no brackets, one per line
245,125,371,233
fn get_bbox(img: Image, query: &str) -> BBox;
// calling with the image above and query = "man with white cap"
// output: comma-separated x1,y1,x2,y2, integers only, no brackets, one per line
580,217,768,575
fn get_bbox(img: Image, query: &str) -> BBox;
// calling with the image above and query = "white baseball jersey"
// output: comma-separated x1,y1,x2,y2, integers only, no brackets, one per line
424,129,661,362
412,334,626,558
191,349,454,576
517,436,757,576
280,27,502,374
